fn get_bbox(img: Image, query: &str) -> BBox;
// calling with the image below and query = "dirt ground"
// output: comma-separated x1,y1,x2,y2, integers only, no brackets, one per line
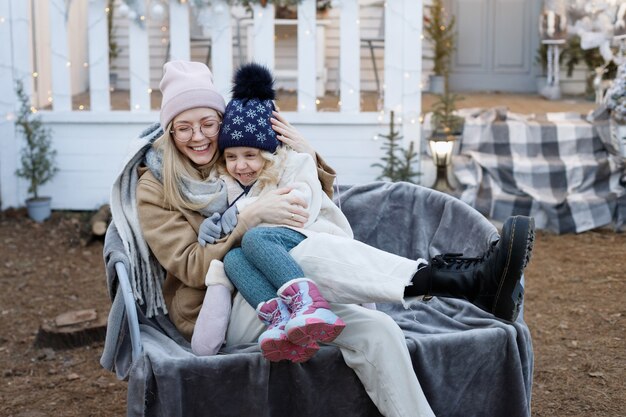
0,209,624,417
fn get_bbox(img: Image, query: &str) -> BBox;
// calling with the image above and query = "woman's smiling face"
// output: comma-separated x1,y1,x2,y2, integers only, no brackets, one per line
171,107,221,166
223,147,265,186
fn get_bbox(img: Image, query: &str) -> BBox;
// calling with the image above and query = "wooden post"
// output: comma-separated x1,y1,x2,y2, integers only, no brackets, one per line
297,0,317,113
211,0,234,102
339,0,360,113
0,0,31,209
250,3,275,71
88,0,111,111
129,0,151,113
401,0,423,175
49,0,73,111
168,0,190,61
383,0,402,114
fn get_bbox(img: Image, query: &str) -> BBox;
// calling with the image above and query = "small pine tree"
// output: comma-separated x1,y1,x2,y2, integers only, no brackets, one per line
431,78,464,136
372,111,421,183
14,80,59,200
424,0,456,76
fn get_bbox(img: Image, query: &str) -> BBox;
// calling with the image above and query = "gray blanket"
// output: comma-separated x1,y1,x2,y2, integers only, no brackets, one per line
102,181,533,417
450,108,626,234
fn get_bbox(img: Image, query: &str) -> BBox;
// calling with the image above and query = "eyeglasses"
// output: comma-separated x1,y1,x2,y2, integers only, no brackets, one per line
170,120,222,143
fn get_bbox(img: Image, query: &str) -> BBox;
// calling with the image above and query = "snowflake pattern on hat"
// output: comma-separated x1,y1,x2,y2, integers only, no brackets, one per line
218,97,279,152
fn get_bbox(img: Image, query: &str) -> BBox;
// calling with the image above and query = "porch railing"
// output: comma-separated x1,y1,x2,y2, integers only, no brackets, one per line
0,0,423,210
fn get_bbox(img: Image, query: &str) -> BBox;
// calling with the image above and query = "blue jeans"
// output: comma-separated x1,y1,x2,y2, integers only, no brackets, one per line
223,227,306,308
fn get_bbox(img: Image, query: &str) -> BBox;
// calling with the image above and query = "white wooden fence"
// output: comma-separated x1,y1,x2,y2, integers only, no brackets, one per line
0,0,424,211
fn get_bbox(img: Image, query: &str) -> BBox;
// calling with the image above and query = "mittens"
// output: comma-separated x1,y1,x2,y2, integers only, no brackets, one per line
220,204,239,235
198,212,221,246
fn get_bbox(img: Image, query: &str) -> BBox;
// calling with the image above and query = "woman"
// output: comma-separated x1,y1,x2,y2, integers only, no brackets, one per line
135,60,436,417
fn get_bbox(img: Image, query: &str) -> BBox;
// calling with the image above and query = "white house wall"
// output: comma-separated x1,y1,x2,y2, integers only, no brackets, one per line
34,112,399,210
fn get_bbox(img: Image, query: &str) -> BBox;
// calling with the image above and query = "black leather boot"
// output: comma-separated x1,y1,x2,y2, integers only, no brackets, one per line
410,216,535,322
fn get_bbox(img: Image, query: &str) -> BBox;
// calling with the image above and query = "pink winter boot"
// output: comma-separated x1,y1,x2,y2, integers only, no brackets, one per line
279,278,346,346
256,297,319,363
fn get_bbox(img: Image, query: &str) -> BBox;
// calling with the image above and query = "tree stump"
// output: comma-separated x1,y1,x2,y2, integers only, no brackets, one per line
34,309,107,349
90,204,111,237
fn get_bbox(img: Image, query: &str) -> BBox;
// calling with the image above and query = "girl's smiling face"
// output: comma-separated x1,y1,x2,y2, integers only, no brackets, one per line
223,147,264,186
171,107,221,166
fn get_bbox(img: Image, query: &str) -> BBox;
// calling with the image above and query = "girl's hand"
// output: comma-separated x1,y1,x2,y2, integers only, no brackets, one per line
239,187,309,228
271,111,316,159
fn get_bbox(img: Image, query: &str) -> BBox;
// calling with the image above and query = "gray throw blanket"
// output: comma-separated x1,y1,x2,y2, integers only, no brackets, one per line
449,108,626,234
102,180,533,417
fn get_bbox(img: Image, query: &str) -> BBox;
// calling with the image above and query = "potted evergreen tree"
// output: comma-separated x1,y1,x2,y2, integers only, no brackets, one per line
14,80,59,222
424,0,456,94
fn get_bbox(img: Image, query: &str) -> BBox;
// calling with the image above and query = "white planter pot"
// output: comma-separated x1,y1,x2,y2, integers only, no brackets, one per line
26,197,52,223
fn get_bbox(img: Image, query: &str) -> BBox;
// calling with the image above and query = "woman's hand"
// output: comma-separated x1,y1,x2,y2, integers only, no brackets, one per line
239,187,309,228
271,111,316,159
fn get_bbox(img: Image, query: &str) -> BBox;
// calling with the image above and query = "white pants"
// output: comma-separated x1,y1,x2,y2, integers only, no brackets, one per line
290,233,428,305
225,293,435,417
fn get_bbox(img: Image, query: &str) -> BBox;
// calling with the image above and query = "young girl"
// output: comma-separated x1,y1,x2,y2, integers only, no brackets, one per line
194,63,535,366
213,63,354,363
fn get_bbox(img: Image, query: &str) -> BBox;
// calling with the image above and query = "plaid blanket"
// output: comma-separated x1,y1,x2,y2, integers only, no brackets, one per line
447,108,626,234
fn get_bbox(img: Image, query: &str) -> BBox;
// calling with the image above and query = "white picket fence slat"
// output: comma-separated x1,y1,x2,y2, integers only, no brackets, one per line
88,0,111,111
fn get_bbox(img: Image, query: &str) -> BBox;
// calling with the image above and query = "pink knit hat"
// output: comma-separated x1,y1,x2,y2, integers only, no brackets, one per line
159,60,226,129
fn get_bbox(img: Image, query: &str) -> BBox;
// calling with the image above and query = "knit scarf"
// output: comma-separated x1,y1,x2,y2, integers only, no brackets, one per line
110,123,227,317
144,147,228,217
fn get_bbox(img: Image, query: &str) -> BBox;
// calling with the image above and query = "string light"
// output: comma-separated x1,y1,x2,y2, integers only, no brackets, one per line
30,106,38,113
32,72,39,78
5,112,15,121
315,99,320,105
134,104,140,110
147,88,153,94
105,7,110,14
78,104,85,110
83,62,89,68
66,61,71,67
0,16,5,24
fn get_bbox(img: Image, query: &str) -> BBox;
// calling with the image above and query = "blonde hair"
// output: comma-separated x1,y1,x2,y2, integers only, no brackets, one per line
152,122,221,211
218,146,289,191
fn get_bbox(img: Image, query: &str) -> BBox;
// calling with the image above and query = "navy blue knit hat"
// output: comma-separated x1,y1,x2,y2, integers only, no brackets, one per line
218,63,279,152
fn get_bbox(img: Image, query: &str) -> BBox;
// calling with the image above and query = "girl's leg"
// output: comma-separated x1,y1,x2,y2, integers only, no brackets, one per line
241,227,345,345
223,247,276,309
239,227,307,289
224,247,317,362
